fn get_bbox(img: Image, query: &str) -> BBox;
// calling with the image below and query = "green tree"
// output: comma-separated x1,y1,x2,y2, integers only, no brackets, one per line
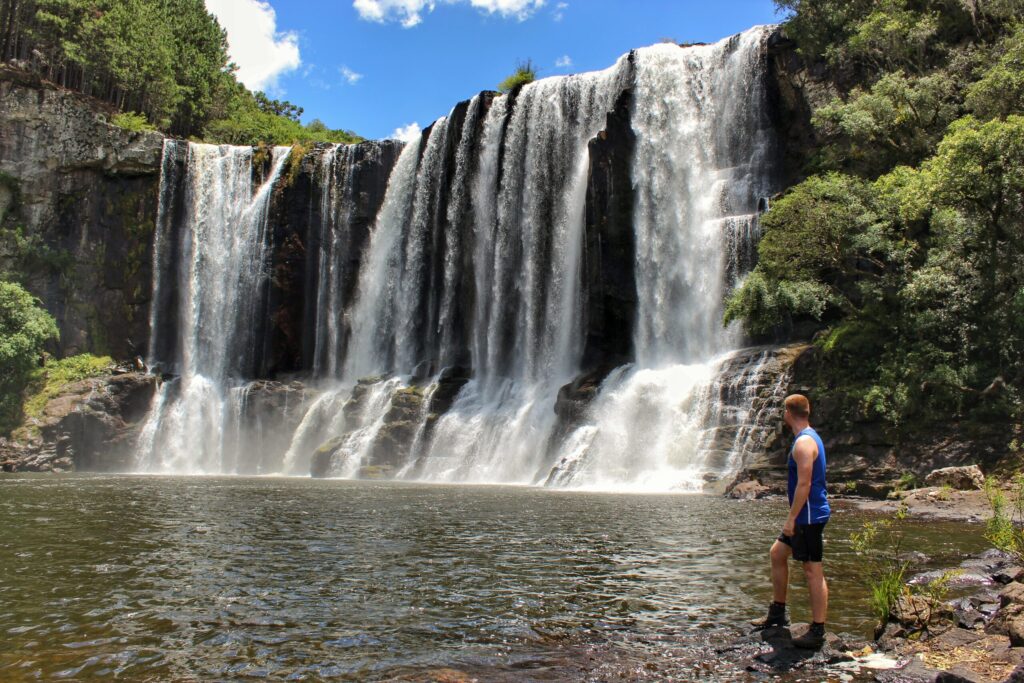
967,26,1024,121
0,280,59,434
254,92,304,122
813,71,963,174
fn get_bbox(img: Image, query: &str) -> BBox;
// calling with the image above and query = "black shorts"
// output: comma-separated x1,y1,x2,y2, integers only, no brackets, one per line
778,522,827,562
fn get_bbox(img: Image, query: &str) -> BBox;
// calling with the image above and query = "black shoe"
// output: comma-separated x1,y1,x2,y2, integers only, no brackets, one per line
792,623,825,649
750,603,789,630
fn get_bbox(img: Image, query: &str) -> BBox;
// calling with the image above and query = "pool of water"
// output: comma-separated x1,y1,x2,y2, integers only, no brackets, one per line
0,475,988,680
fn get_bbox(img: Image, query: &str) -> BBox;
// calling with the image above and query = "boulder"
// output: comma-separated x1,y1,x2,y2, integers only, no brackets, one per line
891,594,933,629
728,479,771,500
310,436,344,478
1009,616,1024,647
1,372,157,472
999,582,1024,608
924,465,985,491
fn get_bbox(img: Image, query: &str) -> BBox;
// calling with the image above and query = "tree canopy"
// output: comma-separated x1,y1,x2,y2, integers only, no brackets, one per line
0,0,361,144
727,0,1024,430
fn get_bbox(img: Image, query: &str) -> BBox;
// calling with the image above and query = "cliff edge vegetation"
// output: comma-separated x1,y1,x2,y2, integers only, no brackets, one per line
0,0,361,145
726,0,1024,444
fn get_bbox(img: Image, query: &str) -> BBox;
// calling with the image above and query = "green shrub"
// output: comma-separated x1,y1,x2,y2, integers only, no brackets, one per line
985,475,1024,564
498,59,537,93
851,505,912,624
0,226,74,281
0,280,59,435
111,111,156,133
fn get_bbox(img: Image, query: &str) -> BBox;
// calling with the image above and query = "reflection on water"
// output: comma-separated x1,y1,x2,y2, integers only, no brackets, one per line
0,475,986,680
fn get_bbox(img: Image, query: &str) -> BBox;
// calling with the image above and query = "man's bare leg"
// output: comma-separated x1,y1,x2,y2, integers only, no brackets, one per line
771,540,791,603
803,561,828,623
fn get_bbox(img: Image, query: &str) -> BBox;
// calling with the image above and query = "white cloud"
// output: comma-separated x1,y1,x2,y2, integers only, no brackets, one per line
553,1,567,21
205,0,301,93
354,0,546,27
340,66,364,85
390,122,422,142
555,54,572,68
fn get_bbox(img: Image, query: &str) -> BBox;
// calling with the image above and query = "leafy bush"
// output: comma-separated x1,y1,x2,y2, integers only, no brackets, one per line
0,280,59,434
0,226,73,280
985,475,1024,564
498,59,537,93
111,111,156,133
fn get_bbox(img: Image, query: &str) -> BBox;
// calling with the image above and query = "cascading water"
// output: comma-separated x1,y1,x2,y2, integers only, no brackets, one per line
137,142,292,474
546,28,782,490
137,26,791,489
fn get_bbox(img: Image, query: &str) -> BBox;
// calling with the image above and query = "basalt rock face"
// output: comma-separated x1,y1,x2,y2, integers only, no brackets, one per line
581,86,638,371
264,141,404,376
763,29,836,188
0,70,165,359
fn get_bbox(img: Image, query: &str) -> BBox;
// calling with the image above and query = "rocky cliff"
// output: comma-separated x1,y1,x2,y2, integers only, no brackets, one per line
0,68,165,359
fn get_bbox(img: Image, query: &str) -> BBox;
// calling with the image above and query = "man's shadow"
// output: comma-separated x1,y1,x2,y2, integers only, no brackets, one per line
754,625,824,670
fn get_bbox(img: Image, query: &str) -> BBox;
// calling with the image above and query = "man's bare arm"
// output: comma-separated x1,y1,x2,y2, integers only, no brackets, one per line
784,437,817,536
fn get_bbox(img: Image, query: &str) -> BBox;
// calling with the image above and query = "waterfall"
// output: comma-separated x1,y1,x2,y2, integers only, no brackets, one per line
136,26,789,489
547,27,781,490
138,142,292,474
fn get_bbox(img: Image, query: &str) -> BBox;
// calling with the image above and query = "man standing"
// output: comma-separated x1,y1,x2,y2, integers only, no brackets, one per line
751,394,830,649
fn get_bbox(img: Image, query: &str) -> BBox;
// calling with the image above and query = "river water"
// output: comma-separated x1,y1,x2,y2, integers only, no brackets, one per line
1,475,986,681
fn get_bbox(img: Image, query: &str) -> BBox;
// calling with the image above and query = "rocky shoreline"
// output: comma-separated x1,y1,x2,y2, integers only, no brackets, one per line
717,547,1024,682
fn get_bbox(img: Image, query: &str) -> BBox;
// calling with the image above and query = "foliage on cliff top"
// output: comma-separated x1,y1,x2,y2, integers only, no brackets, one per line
0,0,360,145
726,1,1024,433
202,82,362,146
111,111,156,133
0,279,59,435
498,59,538,93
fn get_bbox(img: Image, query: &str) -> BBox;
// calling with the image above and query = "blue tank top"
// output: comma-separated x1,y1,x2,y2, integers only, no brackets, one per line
787,427,830,525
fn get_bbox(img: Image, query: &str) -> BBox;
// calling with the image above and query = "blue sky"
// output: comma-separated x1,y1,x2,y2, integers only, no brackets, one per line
205,1,784,141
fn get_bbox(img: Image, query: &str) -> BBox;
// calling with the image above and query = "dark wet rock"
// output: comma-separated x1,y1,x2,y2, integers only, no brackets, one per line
980,549,1017,562
0,372,157,472
310,436,342,478
935,667,988,683
925,465,985,491
985,582,1024,637
730,623,852,675
995,567,1024,585
1000,582,1024,608
952,600,986,629
553,365,616,427
311,369,471,478
229,380,316,474
1008,616,1024,647
764,27,837,189
581,84,637,370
